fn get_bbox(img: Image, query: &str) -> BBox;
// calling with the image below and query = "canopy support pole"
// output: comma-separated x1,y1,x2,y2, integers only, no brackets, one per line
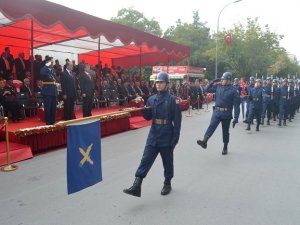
98,37,101,96
139,47,142,76
30,19,34,95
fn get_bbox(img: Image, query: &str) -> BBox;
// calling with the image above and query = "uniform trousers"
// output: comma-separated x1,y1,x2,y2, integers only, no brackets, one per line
135,144,174,181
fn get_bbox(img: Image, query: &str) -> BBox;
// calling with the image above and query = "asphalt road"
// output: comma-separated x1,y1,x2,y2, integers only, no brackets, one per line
1,105,300,225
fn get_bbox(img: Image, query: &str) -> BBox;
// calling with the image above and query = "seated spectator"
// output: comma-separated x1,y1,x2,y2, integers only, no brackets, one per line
20,78,32,97
0,78,23,122
34,79,43,93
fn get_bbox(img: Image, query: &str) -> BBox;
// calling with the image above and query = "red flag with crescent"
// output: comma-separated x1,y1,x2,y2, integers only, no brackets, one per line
224,33,233,46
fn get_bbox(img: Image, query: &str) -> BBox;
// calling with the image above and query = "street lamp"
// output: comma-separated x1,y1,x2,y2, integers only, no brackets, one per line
215,0,243,79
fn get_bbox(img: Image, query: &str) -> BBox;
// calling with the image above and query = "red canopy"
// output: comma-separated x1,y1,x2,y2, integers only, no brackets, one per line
0,0,190,67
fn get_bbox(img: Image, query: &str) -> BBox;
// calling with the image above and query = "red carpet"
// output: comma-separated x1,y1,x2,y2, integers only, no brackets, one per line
0,142,33,166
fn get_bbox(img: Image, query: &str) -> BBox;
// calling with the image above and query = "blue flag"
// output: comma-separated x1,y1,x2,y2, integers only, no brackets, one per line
67,120,102,194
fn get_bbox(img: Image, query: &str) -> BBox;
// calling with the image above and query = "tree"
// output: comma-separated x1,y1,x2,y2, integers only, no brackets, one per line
111,8,162,36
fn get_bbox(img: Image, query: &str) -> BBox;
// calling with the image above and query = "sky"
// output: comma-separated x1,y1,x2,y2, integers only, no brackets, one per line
48,0,299,61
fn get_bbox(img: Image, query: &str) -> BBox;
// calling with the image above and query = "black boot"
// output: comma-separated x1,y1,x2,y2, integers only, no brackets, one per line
197,135,209,149
222,143,228,155
283,119,287,126
123,177,143,197
246,122,251,130
267,120,270,125
278,119,282,126
288,116,292,122
261,118,264,125
256,125,259,131
161,180,172,196
273,116,276,121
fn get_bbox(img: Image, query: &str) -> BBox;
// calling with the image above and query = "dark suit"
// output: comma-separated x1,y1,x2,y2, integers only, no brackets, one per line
20,85,32,97
0,57,13,80
14,58,27,81
80,72,95,117
61,70,77,120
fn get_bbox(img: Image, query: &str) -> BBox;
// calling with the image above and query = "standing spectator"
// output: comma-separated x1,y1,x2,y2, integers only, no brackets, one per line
61,61,77,121
79,64,95,117
0,49,14,80
34,55,43,83
14,52,28,81
40,56,57,125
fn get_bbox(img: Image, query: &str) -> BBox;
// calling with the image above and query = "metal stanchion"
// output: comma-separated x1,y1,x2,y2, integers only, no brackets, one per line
186,96,192,117
195,95,201,115
1,117,18,172
205,95,210,112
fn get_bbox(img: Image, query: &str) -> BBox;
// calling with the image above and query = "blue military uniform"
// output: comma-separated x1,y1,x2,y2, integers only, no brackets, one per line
135,90,182,180
272,81,280,121
123,72,181,197
246,83,263,131
40,61,57,125
261,82,273,125
278,82,289,126
245,80,255,122
197,72,240,155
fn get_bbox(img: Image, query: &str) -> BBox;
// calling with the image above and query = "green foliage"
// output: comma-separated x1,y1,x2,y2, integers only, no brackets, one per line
111,7,162,36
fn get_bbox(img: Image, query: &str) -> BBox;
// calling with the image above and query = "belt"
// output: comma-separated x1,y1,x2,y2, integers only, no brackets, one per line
43,82,56,85
252,98,259,102
215,107,228,112
152,118,169,125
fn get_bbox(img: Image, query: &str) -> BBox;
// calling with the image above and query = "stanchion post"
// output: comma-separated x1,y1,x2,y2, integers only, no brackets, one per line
1,117,18,172
186,96,192,117
205,95,210,112
195,94,201,115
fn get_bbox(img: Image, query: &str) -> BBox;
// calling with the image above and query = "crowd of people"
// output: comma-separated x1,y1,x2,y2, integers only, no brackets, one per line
0,47,212,124
197,73,300,155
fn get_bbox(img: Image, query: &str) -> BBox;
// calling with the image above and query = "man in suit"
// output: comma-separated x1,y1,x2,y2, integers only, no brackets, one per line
79,64,95,117
20,78,32,97
40,56,57,125
14,53,28,81
61,61,77,120
0,49,14,80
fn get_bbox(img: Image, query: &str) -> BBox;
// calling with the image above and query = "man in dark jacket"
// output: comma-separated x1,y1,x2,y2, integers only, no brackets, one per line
61,61,77,120
79,64,95,117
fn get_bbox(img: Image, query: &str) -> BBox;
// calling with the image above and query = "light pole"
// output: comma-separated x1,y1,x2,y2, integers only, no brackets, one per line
215,0,243,79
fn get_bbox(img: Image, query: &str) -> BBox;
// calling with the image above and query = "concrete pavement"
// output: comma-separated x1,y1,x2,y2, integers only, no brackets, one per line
1,105,300,225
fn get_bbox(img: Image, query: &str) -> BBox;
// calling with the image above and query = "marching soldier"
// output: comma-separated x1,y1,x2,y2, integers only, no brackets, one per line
278,79,289,126
197,72,240,155
246,79,263,131
123,72,182,197
261,77,273,125
272,79,280,121
244,76,255,123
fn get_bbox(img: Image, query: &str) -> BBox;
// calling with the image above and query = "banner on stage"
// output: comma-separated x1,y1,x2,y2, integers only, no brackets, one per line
67,120,102,194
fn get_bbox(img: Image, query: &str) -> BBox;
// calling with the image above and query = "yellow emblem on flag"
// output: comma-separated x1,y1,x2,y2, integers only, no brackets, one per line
79,143,94,167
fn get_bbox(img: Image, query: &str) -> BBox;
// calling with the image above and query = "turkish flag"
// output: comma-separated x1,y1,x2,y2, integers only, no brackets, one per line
224,33,233,46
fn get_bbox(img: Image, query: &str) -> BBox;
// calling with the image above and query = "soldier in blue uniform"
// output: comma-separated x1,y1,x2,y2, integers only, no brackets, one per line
278,79,289,126
261,77,273,125
197,72,240,155
272,79,280,121
246,79,264,131
287,79,294,122
233,78,242,119
123,72,182,197
244,76,255,123
40,56,57,125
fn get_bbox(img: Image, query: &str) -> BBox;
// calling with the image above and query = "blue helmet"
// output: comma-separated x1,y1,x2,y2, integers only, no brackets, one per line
221,72,232,80
155,72,169,83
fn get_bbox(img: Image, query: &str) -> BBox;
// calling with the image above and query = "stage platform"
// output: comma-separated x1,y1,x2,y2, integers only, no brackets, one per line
0,100,189,161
